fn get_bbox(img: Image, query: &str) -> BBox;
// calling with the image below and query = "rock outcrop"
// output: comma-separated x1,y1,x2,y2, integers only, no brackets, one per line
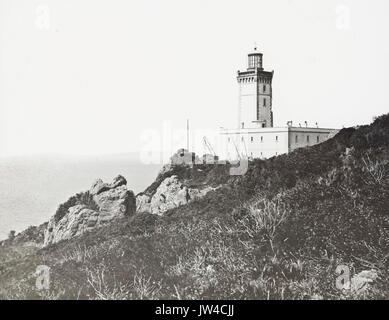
136,175,215,215
44,175,135,246
349,270,378,295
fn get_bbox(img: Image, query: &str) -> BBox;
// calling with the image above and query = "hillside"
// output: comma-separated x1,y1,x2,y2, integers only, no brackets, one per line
0,114,388,300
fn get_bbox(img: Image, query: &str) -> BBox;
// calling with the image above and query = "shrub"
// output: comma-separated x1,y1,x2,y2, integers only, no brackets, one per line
239,198,289,250
361,152,387,185
54,191,99,222
132,272,162,299
85,264,130,300
8,231,15,242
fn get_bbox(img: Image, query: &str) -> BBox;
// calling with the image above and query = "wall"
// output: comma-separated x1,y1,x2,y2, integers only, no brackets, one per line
256,75,273,127
220,128,289,160
288,127,335,152
219,127,337,160
237,72,273,129
239,80,257,128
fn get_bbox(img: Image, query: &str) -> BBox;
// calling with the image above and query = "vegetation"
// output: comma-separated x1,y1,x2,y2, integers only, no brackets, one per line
54,191,99,223
7,231,15,242
0,114,388,300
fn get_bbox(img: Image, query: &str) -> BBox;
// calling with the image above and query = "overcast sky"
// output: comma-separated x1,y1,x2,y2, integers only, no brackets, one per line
0,0,388,158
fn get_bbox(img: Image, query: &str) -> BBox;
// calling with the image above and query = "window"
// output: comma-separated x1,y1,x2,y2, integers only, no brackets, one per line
241,137,244,142
263,85,266,92
251,137,254,142
276,136,278,142
241,122,244,129
307,135,310,143
261,136,263,142
317,136,320,143
228,137,230,142
263,98,266,107
256,106,259,121
254,56,259,67
295,135,298,143
262,123,266,128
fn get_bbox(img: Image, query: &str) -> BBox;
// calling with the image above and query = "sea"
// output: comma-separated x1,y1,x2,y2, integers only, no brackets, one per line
0,154,161,240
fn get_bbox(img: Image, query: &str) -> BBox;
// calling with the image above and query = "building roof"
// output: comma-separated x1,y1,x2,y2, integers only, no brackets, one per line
220,126,338,134
248,47,262,56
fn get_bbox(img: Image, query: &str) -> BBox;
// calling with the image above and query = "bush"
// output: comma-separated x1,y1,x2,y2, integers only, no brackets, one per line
8,231,15,242
239,199,289,250
54,191,99,222
361,151,387,185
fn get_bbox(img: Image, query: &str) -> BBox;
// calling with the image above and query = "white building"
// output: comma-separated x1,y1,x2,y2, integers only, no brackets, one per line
220,48,338,160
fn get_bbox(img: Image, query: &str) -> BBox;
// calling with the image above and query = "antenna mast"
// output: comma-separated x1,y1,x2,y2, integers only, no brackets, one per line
186,119,189,151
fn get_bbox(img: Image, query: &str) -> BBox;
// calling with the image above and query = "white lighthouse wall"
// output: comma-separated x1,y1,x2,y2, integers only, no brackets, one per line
244,130,289,159
220,128,289,160
239,81,256,129
220,127,337,161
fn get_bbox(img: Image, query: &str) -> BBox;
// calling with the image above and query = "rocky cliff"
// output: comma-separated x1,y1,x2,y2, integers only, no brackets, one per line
136,175,217,215
43,153,224,245
44,175,136,245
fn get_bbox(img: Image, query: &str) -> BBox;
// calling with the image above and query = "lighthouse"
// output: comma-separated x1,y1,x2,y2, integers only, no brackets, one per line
237,47,274,129
220,47,337,160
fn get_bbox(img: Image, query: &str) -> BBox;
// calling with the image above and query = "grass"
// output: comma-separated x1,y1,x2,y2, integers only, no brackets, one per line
0,114,389,300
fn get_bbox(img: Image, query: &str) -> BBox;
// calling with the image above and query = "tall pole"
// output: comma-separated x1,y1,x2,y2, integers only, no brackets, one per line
186,119,189,151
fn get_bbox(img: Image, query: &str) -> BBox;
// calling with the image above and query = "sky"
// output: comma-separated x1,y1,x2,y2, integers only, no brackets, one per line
0,0,388,160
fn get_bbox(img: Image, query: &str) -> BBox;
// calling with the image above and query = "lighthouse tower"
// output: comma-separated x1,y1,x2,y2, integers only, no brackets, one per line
237,47,274,129
220,47,337,161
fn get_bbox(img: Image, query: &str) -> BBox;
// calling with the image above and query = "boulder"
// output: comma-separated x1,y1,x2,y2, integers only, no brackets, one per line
350,269,378,294
90,175,127,195
136,175,215,215
44,175,135,245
